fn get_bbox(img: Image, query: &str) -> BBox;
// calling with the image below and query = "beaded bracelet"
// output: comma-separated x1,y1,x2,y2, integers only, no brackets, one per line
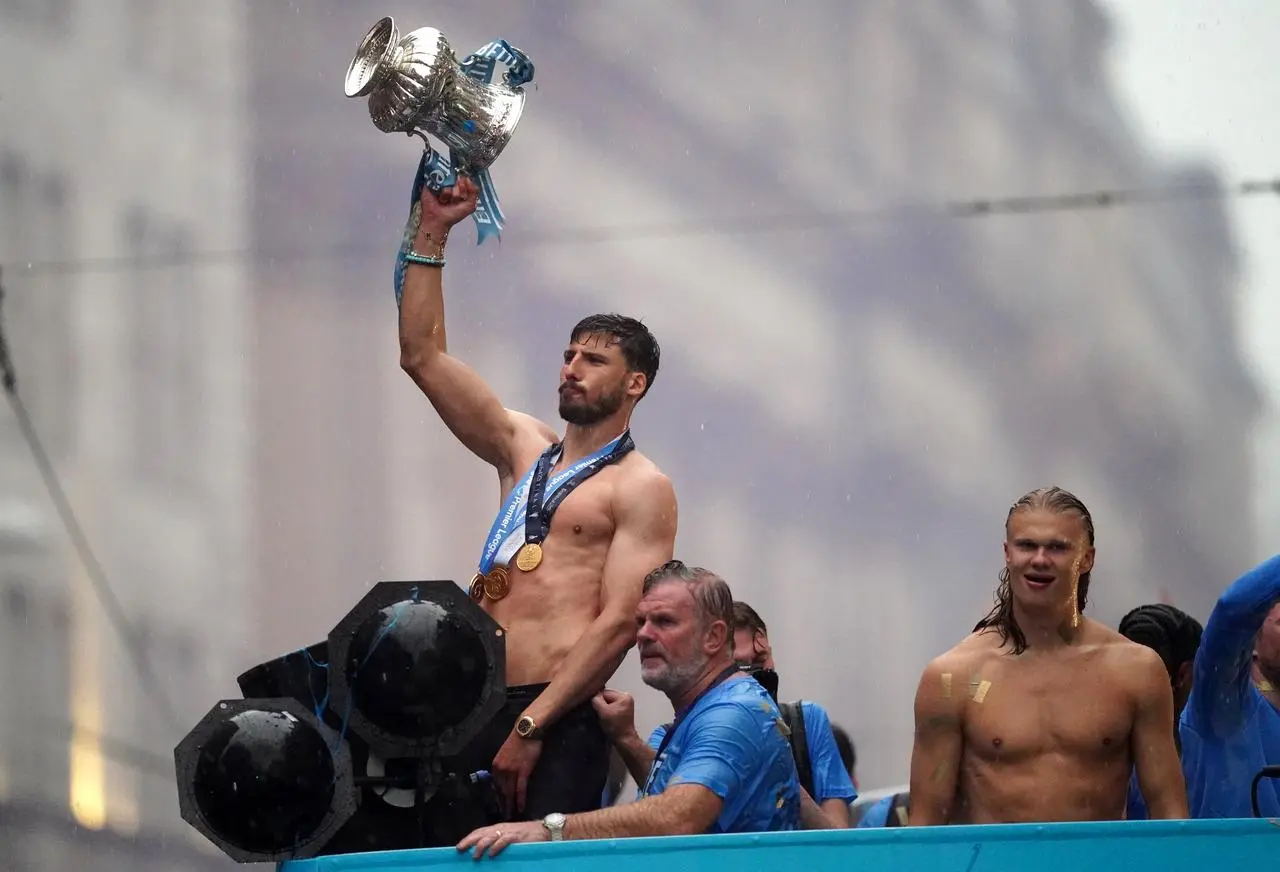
405,250,446,267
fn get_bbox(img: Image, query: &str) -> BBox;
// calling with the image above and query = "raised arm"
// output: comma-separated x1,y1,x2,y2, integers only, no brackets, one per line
1127,645,1189,819
1184,554,1280,737
907,657,966,826
397,177,545,476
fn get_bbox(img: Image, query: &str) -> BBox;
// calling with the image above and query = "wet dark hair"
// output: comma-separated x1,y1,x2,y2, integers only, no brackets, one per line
1119,603,1203,680
570,314,660,398
974,486,1096,654
732,601,768,636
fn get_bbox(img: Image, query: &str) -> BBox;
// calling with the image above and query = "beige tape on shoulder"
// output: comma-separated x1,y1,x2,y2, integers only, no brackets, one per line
940,672,953,699
971,679,991,704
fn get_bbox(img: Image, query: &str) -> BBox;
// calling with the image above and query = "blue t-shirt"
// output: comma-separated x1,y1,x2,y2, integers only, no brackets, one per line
1177,554,1280,818
644,675,801,833
795,700,858,805
856,795,895,828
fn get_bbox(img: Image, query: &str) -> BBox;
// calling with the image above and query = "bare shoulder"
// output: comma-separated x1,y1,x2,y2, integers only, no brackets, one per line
949,627,1008,663
1082,619,1153,662
917,633,995,697
614,452,676,507
1097,626,1167,689
1073,620,1168,702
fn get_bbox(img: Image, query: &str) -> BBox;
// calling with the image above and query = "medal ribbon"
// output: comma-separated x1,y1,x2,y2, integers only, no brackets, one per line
393,40,534,306
476,430,631,575
523,430,634,549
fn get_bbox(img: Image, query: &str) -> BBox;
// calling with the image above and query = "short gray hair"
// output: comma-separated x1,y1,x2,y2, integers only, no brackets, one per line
642,559,734,633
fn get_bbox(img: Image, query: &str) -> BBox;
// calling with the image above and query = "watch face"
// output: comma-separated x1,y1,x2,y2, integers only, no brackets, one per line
517,717,534,736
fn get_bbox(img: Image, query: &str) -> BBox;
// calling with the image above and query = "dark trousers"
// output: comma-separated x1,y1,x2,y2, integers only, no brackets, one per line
452,683,611,821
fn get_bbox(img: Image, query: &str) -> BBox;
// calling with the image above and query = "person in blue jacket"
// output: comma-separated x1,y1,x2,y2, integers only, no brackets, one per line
731,600,857,826
1179,554,1280,818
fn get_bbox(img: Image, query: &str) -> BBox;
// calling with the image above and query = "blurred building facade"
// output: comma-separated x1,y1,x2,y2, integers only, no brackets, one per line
246,0,1258,793
0,1,248,868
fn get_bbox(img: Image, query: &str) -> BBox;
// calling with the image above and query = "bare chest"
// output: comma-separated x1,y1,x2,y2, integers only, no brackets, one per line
497,461,619,549
542,474,615,547
963,657,1134,762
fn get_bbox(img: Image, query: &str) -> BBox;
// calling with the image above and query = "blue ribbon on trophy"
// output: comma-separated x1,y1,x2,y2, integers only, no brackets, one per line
343,17,535,302
421,40,534,240
390,40,534,306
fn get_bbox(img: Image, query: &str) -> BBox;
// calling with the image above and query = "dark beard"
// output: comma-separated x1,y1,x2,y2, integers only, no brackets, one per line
559,385,623,425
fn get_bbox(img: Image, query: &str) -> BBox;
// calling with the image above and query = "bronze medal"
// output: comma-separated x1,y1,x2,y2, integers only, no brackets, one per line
515,542,543,572
483,566,511,601
468,574,485,602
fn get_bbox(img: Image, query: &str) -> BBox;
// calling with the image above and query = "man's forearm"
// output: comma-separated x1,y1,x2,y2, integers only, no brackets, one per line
1146,792,1190,820
612,730,657,786
562,792,700,840
819,797,851,828
798,788,844,830
905,794,948,826
520,614,633,729
398,224,450,362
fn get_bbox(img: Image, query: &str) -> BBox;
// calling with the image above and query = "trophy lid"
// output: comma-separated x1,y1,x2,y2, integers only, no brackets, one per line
344,17,398,98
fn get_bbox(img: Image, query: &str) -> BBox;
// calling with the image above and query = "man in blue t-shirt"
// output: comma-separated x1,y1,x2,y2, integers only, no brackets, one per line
458,560,801,858
1178,553,1280,818
731,600,857,826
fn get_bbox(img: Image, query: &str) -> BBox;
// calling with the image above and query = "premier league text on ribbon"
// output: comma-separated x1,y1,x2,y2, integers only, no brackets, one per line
470,432,635,601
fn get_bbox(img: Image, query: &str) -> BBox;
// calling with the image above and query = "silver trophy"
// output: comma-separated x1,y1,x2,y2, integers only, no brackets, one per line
343,17,530,175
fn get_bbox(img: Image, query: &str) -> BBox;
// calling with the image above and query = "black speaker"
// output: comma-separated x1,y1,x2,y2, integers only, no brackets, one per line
174,698,357,862
175,580,507,862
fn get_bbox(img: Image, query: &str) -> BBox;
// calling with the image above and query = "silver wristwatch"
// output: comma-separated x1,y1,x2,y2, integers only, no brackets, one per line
542,812,566,841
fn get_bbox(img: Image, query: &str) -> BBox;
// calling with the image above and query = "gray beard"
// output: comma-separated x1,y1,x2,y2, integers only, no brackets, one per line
642,651,710,698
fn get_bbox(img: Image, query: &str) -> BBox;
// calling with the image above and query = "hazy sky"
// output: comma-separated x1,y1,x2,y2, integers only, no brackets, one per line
1104,0,1280,540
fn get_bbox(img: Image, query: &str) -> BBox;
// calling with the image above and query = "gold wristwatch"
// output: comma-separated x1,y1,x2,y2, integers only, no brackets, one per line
515,714,544,740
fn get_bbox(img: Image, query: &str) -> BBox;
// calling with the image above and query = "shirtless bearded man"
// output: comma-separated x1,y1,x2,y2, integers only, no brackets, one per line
397,176,678,820
908,487,1187,824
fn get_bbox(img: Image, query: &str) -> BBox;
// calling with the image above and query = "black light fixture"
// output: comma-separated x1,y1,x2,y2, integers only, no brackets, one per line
174,698,357,863
326,581,505,760
236,641,331,710
175,580,506,863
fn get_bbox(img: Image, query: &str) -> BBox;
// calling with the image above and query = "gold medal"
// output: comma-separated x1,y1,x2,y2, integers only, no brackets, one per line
483,566,511,601
468,574,485,602
515,542,544,572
